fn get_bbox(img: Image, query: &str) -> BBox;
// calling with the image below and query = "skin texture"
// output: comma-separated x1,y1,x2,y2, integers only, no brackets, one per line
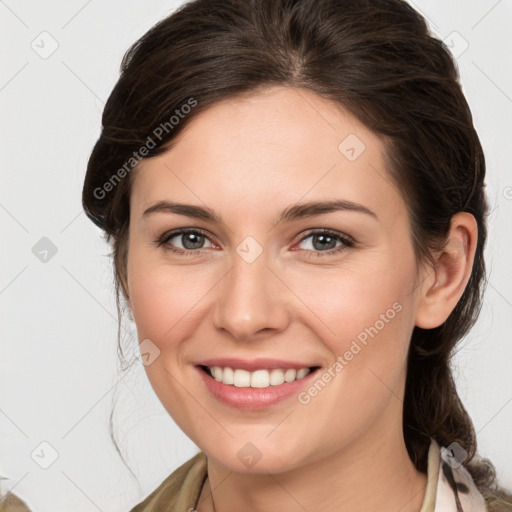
125,86,477,512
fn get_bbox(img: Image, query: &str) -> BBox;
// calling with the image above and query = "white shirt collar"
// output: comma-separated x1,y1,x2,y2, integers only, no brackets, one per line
420,439,487,512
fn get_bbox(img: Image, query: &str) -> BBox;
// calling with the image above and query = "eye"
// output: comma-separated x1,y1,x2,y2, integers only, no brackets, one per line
156,228,215,255
294,229,354,258
155,227,354,258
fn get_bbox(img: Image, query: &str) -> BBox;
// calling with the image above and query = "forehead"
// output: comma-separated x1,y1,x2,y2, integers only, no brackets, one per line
131,86,406,227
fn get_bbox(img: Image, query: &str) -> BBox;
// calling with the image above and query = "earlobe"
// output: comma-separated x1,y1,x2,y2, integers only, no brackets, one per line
415,212,477,329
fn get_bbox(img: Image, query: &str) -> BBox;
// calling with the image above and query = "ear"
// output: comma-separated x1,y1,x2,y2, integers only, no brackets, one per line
414,212,478,329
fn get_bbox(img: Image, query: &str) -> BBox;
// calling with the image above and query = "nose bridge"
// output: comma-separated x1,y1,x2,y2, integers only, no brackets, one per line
213,242,289,340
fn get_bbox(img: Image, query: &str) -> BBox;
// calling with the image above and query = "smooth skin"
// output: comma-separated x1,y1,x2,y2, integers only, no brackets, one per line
124,86,477,512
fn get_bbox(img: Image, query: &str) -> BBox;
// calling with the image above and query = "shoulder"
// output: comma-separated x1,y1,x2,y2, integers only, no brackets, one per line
0,492,32,512
129,451,207,512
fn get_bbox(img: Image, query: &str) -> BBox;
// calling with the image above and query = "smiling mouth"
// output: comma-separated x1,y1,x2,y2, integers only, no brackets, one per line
199,365,321,388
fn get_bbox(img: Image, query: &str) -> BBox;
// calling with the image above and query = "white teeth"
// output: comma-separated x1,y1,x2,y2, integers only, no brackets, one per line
207,366,312,388
251,369,270,388
222,366,234,385
284,369,296,382
296,368,309,379
269,368,285,385
213,367,223,382
233,369,251,387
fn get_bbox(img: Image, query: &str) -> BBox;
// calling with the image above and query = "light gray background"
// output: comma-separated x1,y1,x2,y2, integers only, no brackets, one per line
1,1,511,511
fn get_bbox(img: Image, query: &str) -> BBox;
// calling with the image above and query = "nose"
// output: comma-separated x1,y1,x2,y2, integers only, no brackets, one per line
212,248,290,342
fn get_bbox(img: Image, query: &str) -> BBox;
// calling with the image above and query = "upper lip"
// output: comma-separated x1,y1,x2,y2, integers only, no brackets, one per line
196,358,319,372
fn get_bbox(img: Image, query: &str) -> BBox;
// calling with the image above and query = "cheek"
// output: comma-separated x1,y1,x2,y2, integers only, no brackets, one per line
126,253,216,421
127,242,218,351
289,258,412,349
128,261,211,344
291,276,413,453
291,260,415,412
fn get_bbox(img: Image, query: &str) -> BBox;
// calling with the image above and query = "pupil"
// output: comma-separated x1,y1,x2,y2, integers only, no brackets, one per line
313,234,335,251
183,233,203,250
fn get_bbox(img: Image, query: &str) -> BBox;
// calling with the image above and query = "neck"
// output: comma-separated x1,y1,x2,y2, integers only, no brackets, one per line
198,423,428,512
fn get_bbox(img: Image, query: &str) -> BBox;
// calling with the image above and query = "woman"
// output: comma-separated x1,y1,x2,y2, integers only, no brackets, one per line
82,0,512,510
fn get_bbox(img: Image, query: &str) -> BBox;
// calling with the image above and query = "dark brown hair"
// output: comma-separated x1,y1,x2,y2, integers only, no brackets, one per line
82,0,511,507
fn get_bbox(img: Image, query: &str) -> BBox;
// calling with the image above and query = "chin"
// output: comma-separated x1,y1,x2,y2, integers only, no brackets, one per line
197,436,313,475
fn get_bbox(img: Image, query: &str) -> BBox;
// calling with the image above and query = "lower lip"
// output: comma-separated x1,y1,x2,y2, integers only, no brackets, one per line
196,366,320,410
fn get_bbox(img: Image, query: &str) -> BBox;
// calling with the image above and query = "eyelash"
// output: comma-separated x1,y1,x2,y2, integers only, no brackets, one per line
155,227,355,259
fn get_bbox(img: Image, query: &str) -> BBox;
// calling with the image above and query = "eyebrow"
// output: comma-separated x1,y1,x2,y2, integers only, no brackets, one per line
143,199,378,223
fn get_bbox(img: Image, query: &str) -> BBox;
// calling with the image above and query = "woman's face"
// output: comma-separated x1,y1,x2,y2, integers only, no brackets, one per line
126,86,427,473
